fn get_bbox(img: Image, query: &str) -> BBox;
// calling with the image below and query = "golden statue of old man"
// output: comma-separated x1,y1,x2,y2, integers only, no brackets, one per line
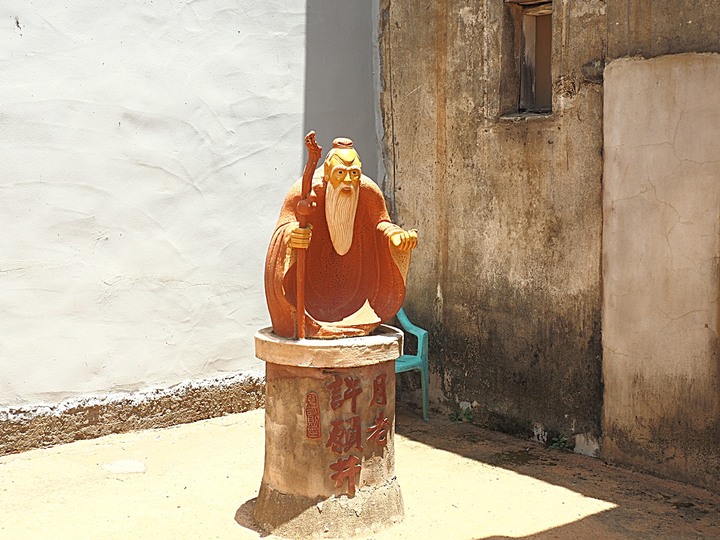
264,134,417,339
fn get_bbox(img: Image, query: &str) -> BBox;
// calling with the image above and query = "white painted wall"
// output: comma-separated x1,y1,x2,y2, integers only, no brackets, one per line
0,1,311,406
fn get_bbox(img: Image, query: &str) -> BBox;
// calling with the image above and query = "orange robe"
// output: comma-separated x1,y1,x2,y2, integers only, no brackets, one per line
264,169,408,338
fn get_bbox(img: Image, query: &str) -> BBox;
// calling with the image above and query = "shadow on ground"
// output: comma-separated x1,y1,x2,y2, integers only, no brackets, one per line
395,403,720,539
235,498,269,537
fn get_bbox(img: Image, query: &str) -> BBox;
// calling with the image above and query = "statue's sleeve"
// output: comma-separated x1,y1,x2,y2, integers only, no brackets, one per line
360,179,412,284
359,179,412,321
263,180,303,338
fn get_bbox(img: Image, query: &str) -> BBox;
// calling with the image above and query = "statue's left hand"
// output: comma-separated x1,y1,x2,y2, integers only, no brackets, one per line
389,229,418,252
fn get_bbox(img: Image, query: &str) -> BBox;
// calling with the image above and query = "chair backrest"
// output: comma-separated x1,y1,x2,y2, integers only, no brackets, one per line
396,308,428,364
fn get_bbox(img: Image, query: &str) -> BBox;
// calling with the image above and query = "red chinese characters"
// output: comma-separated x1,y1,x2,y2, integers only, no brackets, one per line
366,410,390,447
305,392,321,439
329,455,361,497
326,416,363,454
326,374,362,413
371,373,387,406
319,370,391,496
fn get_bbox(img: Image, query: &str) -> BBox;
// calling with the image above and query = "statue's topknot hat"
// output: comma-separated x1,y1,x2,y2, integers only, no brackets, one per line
324,137,361,179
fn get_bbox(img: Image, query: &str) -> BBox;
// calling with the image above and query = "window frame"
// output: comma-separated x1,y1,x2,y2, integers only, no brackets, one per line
504,0,553,116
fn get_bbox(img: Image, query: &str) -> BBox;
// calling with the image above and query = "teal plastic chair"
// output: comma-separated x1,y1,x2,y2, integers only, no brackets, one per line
395,308,429,421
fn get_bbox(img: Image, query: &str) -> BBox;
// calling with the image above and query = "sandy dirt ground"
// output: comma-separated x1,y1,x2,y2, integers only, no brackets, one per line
1,405,719,539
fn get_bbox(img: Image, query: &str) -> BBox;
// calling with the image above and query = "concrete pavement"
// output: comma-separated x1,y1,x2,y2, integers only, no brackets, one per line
1,406,719,539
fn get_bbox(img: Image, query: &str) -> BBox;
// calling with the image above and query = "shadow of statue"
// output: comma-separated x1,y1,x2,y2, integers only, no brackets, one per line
234,498,269,537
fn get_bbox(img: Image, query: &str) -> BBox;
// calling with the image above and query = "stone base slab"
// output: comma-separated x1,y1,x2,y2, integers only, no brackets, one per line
254,478,404,539
254,325,403,368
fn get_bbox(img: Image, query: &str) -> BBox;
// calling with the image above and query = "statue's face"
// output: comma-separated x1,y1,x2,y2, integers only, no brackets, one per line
327,163,361,193
324,156,361,257
324,147,362,193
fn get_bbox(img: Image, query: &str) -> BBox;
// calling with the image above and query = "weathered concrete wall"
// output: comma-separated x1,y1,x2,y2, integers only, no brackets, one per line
380,1,605,447
602,53,720,491
608,0,720,60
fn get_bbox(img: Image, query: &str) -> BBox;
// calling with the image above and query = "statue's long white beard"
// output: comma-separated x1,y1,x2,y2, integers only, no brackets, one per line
325,182,359,256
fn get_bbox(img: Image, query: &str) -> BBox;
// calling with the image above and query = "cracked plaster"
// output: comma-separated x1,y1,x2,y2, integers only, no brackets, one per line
602,53,720,490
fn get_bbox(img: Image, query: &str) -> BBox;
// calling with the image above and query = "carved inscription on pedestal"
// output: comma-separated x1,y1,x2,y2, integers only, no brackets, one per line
371,373,387,405
305,392,321,439
327,374,362,413
329,455,362,497
326,416,363,453
367,410,390,447
302,370,392,496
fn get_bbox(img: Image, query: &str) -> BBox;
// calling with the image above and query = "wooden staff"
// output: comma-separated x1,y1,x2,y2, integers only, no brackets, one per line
295,131,322,339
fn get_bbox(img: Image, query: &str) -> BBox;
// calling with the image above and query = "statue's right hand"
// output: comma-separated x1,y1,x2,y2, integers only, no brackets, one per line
289,225,312,249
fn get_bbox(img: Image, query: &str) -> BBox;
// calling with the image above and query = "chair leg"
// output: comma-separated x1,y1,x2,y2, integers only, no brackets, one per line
421,367,429,422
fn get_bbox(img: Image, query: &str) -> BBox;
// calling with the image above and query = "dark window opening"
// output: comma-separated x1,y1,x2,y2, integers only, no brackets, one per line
505,1,553,115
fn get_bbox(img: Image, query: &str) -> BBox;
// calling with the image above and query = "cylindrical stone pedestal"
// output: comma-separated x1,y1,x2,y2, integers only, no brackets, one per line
253,325,404,538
